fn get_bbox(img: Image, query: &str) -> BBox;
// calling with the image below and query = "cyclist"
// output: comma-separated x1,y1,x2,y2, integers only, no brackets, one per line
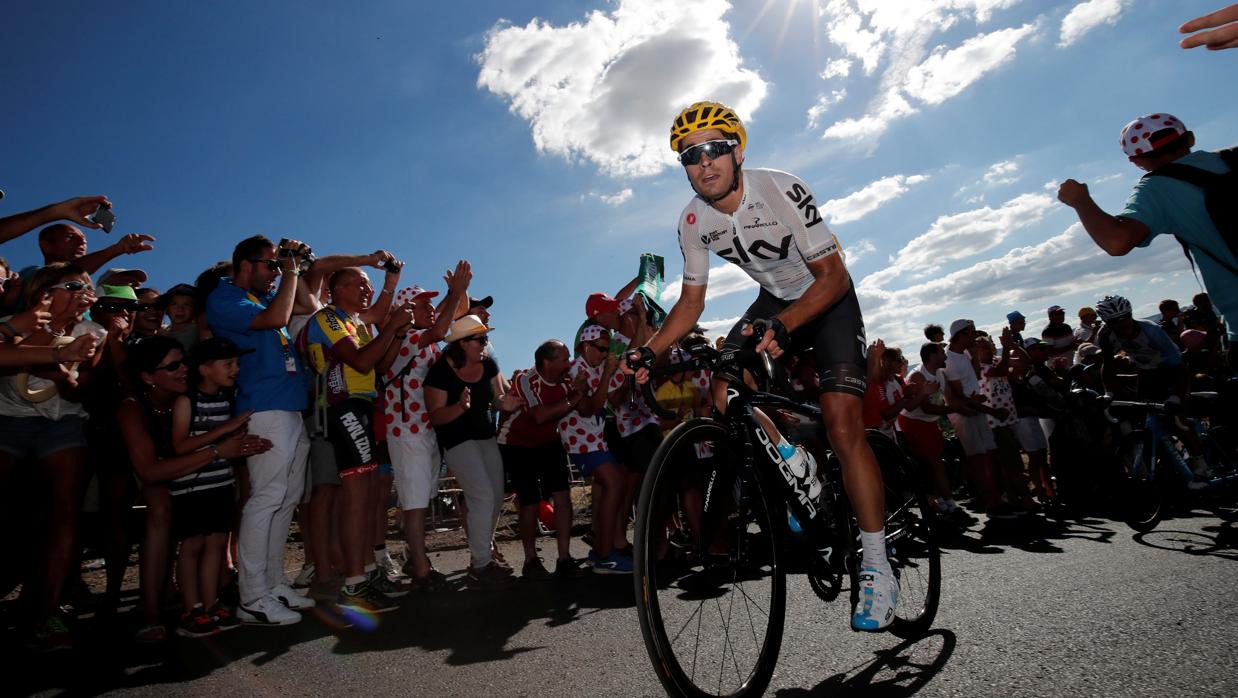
1094,294,1212,486
626,101,896,631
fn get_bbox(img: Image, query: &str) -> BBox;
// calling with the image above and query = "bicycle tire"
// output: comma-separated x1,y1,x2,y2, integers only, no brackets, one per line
867,432,941,639
1114,431,1165,533
634,419,786,698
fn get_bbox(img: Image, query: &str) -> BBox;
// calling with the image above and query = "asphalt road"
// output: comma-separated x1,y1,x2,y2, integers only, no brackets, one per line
13,506,1238,698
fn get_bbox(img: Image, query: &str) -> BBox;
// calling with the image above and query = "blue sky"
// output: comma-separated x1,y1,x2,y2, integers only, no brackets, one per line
3,0,1235,367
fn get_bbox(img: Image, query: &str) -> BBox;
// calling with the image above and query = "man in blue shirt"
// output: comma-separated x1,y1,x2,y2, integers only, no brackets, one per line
1058,113,1236,340
207,235,314,625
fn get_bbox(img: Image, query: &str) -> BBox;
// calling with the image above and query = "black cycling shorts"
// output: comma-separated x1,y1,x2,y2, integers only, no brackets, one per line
722,281,868,398
326,398,379,476
500,442,570,505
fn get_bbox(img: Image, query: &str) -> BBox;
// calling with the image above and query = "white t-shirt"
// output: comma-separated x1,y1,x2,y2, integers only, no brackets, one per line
944,349,981,399
0,320,107,420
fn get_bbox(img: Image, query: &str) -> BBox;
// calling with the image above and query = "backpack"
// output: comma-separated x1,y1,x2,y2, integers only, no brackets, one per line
1144,147,1238,278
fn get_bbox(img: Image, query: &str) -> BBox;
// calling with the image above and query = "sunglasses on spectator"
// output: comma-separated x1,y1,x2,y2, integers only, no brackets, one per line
678,139,739,166
247,258,282,272
137,302,161,312
586,341,610,352
155,359,185,372
50,280,92,293
462,335,488,344
95,301,138,314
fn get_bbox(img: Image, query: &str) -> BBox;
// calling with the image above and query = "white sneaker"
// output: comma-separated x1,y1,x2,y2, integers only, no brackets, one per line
272,582,317,610
851,566,898,632
292,564,315,588
238,595,302,626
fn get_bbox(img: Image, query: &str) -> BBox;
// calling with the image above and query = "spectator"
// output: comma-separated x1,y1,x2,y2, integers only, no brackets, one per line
1013,338,1066,501
975,332,1038,513
97,267,147,288
943,319,1008,517
1182,292,1225,352
131,288,164,341
923,324,944,343
1059,114,1237,347
21,224,154,281
861,341,915,440
0,263,106,651
425,314,521,590
605,295,659,555
1041,305,1075,370
380,265,470,591
206,235,314,626
1006,311,1026,345
302,267,413,613
0,194,111,246
898,342,964,519
1075,307,1100,347
1159,299,1183,340
497,339,588,580
467,295,493,325
159,283,201,351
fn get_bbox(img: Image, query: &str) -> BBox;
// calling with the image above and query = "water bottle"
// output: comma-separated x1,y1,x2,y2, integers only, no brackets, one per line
774,438,823,501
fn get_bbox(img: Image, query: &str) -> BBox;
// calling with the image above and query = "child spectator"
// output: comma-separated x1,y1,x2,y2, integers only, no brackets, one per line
160,283,201,352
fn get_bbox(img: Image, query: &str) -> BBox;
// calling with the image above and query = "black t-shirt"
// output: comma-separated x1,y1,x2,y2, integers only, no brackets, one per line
424,356,499,451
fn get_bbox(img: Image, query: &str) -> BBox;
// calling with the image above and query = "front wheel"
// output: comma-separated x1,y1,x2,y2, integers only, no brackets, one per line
634,419,786,698
869,431,942,639
1114,431,1165,533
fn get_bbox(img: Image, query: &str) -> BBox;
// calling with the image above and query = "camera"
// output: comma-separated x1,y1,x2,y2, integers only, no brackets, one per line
278,238,316,272
381,259,403,273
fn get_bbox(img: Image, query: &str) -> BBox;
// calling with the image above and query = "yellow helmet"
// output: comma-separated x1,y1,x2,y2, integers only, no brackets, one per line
669,101,746,153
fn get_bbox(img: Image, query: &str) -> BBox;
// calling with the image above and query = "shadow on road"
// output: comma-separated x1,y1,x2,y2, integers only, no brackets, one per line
1133,520,1238,561
774,629,957,697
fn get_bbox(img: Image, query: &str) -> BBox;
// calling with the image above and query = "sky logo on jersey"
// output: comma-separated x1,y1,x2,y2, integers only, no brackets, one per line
719,234,793,265
784,183,824,228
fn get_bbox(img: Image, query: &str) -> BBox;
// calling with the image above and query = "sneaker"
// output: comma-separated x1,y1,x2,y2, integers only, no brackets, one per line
522,556,552,581
555,556,589,579
208,602,242,632
29,615,73,653
309,569,345,602
589,551,633,575
468,563,518,591
292,564,316,588
135,623,167,644
177,607,221,638
851,566,898,632
272,582,317,610
339,580,400,614
238,595,303,626
368,568,410,598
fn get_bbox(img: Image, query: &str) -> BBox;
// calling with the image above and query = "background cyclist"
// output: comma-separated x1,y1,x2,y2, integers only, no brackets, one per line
626,101,897,632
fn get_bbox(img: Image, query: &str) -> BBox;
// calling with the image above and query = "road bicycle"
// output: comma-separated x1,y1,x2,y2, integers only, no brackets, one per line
628,342,941,697
1107,392,1238,532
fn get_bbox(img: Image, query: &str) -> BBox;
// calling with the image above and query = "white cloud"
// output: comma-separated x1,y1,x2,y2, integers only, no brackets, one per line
476,0,767,178
806,89,848,129
1059,0,1130,48
661,262,757,305
844,238,877,265
819,58,853,80
983,159,1020,186
903,23,1038,105
815,1,1035,145
821,173,929,224
591,188,633,206
697,315,741,339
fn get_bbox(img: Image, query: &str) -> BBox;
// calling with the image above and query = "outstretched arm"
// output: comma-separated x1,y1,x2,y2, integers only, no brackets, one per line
0,195,110,245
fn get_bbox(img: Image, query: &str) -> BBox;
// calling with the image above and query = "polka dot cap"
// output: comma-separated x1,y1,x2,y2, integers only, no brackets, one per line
580,324,608,343
394,285,439,307
1119,113,1186,158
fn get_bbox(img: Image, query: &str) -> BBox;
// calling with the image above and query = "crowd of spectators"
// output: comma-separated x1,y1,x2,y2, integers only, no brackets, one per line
0,187,1230,655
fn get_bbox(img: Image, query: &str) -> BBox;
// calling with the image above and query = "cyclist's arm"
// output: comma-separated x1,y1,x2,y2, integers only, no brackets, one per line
643,282,705,357
774,254,848,333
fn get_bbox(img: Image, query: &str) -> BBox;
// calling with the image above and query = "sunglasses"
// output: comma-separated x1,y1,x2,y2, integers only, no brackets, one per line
247,258,282,272
50,280,91,293
462,335,488,345
137,302,162,312
155,359,185,372
678,139,739,166
95,301,138,314
586,341,610,352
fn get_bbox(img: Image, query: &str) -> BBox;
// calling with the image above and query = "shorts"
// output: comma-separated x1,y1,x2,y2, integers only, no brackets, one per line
948,412,996,457
722,284,868,398
570,450,616,477
620,423,663,474
500,442,570,505
991,425,1024,473
897,415,944,459
603,416,628,463
171,485,237,541
389,435,441,510
1013,416,1047,452
306,434,341,495
0,414,87,460
326,398,378,477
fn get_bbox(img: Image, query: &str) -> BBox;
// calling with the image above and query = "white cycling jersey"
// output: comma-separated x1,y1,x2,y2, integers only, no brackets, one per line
678,168,844,301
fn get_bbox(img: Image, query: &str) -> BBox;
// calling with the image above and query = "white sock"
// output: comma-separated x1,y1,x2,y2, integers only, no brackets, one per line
859,528,889,570
344,575,366,587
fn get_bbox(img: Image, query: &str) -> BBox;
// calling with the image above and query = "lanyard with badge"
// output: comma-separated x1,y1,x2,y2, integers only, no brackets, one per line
246,291,297,375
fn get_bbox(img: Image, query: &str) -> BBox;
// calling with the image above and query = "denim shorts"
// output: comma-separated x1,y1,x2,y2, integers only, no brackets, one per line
0,414,88,460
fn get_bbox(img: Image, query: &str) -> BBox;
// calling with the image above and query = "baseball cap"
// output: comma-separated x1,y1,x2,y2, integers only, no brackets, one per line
395,285,439,306
579,324,609,343
1006,310,1025,323
1022,337,1049,350
948,319,974,339
586,292,622,318
1077,343,1101,360
190,336,255,365
468,295,493,309
98,284,139,302
1079,306,1097,318
1120,113,1187,158
1047,305,1064,314
97,268,148,287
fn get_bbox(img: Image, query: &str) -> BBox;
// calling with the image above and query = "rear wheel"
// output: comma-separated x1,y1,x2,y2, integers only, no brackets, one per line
868,432,941,638
634,419,785,698
1115,431,1165,533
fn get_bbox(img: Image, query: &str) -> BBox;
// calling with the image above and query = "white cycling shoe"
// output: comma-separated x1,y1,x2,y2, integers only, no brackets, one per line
851,565,898,632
